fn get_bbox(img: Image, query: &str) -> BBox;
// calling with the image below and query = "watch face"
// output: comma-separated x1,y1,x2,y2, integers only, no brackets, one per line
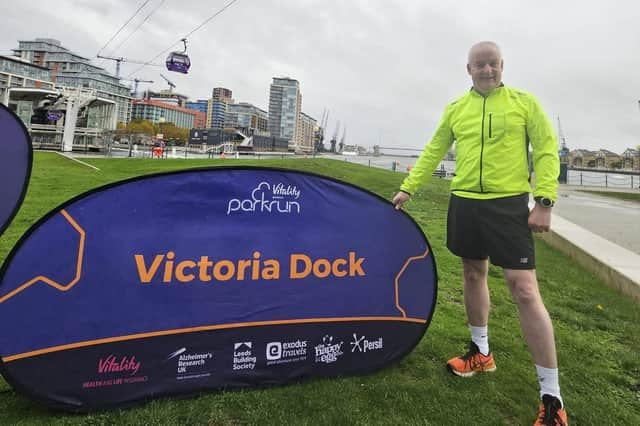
541,198,553,207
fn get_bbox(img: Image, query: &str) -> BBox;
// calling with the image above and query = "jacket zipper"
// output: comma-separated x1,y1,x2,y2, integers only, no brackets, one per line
479,97,486,192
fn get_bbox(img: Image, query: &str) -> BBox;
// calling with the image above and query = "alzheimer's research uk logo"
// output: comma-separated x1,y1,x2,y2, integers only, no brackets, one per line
227,181,301,215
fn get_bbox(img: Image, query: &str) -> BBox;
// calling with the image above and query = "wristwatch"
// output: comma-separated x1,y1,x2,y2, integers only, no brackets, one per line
534,196,555,208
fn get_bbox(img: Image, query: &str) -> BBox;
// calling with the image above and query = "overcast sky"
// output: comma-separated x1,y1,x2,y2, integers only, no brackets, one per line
2,0,640,153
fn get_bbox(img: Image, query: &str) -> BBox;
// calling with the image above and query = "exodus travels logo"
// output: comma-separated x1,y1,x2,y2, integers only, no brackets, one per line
314,335,344,364
226,181,302,215
233,342,256,371
265,340,308,365
166,347,213,380
350,333,384,353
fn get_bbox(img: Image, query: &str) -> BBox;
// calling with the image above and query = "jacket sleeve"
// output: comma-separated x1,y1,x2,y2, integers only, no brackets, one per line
527,95,559,201
400,104,455,195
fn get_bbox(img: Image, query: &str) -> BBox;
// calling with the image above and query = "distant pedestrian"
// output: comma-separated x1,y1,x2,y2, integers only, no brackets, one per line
392,41,566,425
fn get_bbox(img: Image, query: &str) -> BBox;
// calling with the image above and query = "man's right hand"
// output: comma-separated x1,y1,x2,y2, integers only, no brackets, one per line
392,191,410,210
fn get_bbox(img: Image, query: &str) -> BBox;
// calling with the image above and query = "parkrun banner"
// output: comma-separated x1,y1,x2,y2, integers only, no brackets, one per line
0,103,32,235
0,167,437,411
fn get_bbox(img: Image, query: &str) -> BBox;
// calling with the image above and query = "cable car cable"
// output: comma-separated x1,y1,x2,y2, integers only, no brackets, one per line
96,0,152,57
125,0,240,78
105,0,166,57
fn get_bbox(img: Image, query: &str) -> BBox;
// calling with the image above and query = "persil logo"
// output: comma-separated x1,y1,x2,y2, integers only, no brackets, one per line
350,333,383,353
227,182,301,215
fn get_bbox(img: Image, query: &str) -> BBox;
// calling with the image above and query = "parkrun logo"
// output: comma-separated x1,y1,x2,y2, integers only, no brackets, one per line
133,250,365,284
227,182,301,215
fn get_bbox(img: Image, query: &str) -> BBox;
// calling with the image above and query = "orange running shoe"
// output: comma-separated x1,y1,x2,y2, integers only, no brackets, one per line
446,341,496,377
534,394,568,426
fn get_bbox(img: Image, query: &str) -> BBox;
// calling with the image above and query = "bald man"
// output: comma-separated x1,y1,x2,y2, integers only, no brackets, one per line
393,42,567,425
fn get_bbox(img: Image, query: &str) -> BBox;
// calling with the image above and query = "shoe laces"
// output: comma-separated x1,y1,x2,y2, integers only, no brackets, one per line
459,342,486,369
538,394,565,426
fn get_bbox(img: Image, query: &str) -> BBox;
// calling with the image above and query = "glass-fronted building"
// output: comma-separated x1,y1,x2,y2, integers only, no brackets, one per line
268,77,302,150
132,100,200,129
12,38,132,123
225,102,268,135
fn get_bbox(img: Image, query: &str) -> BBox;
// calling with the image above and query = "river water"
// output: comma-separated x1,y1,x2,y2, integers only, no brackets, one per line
105,146,639,190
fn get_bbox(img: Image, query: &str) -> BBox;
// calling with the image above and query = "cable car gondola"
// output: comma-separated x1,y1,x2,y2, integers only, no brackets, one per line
166,38,191,74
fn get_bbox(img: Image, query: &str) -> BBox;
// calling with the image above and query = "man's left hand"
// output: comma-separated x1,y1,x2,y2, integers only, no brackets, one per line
528,203,552,233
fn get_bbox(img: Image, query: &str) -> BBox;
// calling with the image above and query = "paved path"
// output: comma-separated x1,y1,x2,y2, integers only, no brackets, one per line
539,185,640,303
553,185,640,255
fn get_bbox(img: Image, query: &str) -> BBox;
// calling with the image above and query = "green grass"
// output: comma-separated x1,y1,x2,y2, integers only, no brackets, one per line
576,189,640,203
1,152,639,425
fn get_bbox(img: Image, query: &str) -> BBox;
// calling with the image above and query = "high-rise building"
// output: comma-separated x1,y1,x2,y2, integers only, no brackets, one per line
206,87,233,128
185,99,208,114
225,102,268,135
12,38,132,123
268,77,301,150
298,112,317,153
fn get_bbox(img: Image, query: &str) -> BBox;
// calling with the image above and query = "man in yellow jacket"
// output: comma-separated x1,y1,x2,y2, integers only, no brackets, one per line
392,41,567,426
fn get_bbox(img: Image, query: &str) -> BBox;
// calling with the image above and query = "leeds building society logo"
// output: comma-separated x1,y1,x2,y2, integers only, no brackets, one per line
233,342,257,371
265,340,308,365
227,181,301,215
350,333,384,353
314,335,344,364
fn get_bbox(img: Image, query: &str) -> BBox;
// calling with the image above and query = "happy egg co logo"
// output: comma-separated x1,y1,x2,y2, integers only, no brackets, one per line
227,181,302,215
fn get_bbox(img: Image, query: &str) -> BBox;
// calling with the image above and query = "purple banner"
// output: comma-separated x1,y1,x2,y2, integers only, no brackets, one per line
0,103,32,235
0,167,437,411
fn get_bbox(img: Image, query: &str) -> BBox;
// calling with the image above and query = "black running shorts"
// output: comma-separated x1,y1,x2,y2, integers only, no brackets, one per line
446,193,535,269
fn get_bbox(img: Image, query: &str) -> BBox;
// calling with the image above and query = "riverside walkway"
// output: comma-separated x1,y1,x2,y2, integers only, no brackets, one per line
539,185,640,303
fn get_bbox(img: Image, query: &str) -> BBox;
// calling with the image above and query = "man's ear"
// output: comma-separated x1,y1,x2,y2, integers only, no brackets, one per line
466,63,472,75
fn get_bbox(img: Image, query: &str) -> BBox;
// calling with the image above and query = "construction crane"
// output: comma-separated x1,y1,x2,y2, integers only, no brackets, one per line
314,108,329,152
339,126,347,153
557,116,570,165
96,55,162,78
557,116,568,151
160,73,176,93
330,120,340,153
121,78,153,98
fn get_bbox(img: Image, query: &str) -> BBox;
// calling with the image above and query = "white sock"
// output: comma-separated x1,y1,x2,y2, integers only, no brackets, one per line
536,365,563,408
469,325,489,355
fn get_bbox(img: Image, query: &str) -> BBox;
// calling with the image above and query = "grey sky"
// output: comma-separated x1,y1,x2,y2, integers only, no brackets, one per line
2,0,639,153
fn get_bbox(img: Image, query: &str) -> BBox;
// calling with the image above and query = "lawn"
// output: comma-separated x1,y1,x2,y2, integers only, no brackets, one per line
1,152,639,425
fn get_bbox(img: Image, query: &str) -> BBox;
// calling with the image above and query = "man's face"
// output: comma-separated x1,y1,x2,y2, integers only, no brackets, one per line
467,45,503,96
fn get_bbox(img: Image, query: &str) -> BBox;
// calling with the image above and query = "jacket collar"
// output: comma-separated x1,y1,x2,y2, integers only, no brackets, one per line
470,82,505,98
